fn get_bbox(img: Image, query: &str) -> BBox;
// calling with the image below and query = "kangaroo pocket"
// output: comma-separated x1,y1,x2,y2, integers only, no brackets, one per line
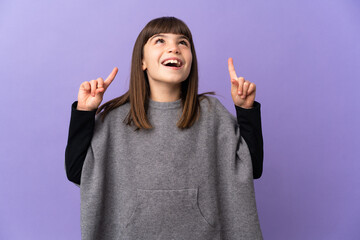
120,188,220,240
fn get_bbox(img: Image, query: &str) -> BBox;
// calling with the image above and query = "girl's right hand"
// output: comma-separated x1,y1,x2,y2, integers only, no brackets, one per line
77,67,118,111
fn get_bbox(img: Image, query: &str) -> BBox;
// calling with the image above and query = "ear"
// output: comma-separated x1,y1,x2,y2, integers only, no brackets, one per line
142,61,147,71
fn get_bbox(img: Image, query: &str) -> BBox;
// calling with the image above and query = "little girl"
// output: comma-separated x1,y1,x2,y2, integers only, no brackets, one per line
65,16,263,240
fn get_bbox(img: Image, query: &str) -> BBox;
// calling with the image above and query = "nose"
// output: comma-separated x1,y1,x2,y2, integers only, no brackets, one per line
167,41,180,54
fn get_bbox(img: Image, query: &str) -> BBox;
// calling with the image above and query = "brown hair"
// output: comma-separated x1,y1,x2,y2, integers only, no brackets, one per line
96,16,216,130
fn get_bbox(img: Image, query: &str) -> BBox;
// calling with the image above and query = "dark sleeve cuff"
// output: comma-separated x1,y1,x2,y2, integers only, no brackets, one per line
71,101,97,115
67,101,97,143
235,101,260,116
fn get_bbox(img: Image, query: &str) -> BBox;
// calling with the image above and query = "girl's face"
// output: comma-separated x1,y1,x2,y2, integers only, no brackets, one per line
142,33,192,88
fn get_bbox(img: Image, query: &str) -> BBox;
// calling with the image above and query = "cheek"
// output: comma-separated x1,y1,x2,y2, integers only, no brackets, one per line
147,51,160,65
187,55,193,69
187,51,193,64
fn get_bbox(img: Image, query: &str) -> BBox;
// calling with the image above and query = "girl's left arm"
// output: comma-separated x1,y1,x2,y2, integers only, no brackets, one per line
228,57,264,179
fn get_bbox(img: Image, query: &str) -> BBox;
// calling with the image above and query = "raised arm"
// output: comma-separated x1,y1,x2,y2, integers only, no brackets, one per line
227,57,263,179
64,67,118,185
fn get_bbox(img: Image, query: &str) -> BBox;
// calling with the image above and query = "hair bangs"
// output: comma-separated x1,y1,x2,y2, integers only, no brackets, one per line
142,17,193,45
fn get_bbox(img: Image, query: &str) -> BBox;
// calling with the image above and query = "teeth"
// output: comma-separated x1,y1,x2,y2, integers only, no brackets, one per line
163,59,181,67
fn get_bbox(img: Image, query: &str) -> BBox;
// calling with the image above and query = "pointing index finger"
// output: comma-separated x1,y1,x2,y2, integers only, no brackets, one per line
228,57,238,80
104,67,118,89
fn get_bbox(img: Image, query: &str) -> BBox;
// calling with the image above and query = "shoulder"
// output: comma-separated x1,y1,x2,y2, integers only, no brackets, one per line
94,102,131,130
198,95,237,128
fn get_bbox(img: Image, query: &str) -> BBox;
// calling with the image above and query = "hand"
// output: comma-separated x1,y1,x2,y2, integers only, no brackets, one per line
77,67,118,111
228,57,256,109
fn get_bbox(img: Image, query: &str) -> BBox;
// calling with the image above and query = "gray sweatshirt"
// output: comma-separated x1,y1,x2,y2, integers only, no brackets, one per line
80,96,263,240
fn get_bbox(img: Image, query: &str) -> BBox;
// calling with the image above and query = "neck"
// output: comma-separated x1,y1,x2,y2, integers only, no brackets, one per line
149,83,181,102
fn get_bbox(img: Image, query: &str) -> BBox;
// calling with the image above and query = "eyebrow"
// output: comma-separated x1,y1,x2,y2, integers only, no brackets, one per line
149,34,190,42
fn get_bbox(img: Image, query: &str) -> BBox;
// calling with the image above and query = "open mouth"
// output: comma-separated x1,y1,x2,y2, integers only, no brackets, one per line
161,59,183,68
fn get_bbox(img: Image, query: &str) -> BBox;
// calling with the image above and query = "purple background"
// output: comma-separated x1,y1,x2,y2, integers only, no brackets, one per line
1,0,359,239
